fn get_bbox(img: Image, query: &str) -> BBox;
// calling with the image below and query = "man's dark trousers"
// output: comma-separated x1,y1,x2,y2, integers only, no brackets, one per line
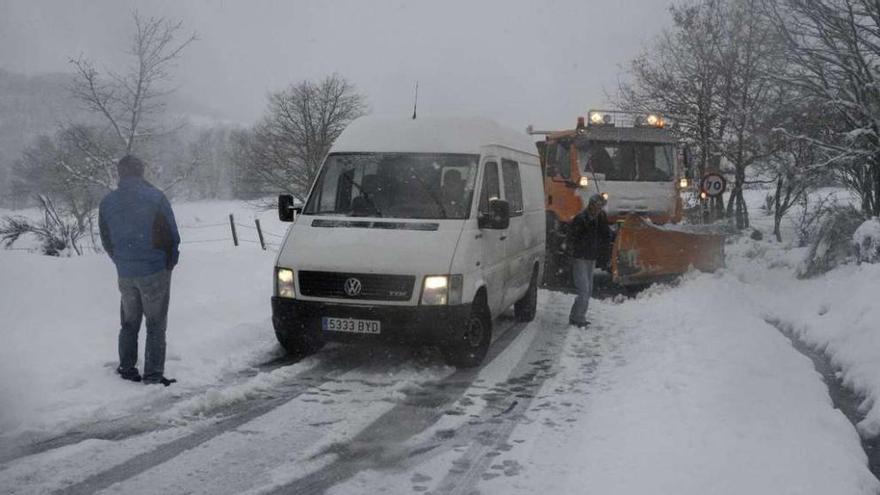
118,269,172,383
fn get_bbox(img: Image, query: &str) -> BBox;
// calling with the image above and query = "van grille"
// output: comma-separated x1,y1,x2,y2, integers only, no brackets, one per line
298,271,415,301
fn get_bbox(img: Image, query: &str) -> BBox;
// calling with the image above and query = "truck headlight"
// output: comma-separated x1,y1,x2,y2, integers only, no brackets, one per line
579,176,590,187
421,275,463,305
276,267,295,298
679,177,689,189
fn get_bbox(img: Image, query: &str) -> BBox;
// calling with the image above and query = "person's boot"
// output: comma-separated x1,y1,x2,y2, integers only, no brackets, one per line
569,318,591,329
144,376,177,387
117,367,142,382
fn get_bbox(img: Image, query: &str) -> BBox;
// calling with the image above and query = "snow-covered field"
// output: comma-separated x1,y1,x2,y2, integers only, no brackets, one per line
1,193,879,494
0,201,286,437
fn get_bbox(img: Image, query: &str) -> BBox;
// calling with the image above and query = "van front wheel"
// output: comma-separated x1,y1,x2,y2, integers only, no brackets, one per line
442,302,491,368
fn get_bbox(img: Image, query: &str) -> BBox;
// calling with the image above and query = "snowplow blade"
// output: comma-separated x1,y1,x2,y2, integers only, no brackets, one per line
611,214,725,286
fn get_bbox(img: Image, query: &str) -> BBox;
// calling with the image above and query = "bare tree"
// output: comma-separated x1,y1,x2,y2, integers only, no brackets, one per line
620,0,787,229
720,0,789,229
12,130,104,245
767,0,880,216
240,74,368,199
619,0,737,219
67,11,196,190
753,90,831,241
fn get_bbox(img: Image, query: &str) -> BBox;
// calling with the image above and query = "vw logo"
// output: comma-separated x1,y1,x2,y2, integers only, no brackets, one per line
344,277,363,297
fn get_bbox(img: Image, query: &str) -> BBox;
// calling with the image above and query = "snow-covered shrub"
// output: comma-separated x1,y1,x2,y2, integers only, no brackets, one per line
743,239,768,260
0,196,91,256
853,217,880,264
798,205,866,278
792,193,837,248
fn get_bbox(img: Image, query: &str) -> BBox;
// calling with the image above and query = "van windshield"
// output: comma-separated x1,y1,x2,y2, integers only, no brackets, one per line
304,153,479,219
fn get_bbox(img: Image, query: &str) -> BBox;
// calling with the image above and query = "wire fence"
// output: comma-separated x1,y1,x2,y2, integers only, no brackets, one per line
175,214,285,252
2,214,285,254
178,222,229,230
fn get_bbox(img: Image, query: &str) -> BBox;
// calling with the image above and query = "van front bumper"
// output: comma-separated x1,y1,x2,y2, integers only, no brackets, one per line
271,297,472,345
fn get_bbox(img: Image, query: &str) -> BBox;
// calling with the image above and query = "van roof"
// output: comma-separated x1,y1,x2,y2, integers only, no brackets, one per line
331,116,537,155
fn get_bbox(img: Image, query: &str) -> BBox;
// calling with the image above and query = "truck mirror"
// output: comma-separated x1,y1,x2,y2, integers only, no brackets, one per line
278,194,301,222
479,198,510,230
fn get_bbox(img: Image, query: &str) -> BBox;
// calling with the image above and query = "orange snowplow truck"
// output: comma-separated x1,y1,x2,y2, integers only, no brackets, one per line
532,110,725,288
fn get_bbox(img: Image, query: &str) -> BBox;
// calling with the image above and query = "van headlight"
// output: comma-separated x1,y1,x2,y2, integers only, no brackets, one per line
276,267,295,298
421,275,463,305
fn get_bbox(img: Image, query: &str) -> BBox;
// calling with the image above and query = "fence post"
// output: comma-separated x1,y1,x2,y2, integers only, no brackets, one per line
229,214,238,247
255,219,266,250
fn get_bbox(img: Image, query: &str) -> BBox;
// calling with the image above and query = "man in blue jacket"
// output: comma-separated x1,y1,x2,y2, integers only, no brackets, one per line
99,155,180,386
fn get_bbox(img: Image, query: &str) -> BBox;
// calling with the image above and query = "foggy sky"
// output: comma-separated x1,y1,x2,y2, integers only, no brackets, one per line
0,0,673,130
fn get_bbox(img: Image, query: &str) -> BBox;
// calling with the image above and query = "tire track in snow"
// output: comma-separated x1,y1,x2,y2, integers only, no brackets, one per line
52,348,374,495
429,293,582,495
274,293,573,495
0,337,329,465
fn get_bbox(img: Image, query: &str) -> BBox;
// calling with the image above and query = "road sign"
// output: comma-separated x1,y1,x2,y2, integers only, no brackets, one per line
701,173,727,197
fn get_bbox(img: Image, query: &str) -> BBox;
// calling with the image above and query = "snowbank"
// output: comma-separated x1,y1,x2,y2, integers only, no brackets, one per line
728,237,880,438
853,217,880,263
722,189,880,438
484,273,878,494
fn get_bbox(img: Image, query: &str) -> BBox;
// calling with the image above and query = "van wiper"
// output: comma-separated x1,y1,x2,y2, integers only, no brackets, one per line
408,166,448,219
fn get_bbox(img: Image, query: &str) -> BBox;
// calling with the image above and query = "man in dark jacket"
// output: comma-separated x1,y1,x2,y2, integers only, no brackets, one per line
568,193,611,328
99,155,180,386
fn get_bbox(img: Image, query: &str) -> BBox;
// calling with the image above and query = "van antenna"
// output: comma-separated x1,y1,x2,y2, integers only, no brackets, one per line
412,81,419,120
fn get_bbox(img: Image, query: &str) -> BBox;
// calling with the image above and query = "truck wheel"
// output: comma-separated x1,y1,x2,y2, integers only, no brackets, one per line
443,300,491,368
514,268,538,322
275,328,324,356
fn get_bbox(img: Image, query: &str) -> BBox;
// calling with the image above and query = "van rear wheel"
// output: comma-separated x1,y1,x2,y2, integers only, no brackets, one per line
442,301,491,368
514,268,538,322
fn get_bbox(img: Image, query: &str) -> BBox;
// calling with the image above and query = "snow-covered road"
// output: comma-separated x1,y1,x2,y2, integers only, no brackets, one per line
1,200,879,494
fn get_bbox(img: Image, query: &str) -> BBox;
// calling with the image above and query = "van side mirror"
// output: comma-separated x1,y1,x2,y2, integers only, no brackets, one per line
278,194,301,222
479,198,510,230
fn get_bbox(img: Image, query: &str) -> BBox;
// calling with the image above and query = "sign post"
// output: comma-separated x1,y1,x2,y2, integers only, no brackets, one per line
700,173,727,223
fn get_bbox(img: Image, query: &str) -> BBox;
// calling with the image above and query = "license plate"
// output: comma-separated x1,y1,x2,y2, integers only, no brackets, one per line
321,317,381,334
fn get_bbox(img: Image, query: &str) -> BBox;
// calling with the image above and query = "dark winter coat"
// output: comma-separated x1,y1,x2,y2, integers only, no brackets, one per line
568,208,611,260
99,177,180,278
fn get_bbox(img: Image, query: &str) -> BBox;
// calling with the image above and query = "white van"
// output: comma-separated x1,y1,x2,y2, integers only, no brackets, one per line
272,116,545,367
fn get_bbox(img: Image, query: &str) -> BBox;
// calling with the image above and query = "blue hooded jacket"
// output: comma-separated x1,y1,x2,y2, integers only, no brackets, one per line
98,177,181,278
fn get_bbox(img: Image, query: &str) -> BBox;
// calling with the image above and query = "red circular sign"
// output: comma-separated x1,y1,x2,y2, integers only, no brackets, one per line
701,173,727,197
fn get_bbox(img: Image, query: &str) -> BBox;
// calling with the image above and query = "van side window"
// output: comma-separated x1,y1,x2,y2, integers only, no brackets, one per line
479,161,500,215
502,159,524,216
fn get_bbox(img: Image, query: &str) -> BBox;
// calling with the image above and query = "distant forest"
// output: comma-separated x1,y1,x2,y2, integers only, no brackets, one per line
0,68,257,208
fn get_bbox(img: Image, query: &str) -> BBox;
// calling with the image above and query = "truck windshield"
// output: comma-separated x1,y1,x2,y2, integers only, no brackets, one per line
577,141,674,182
304,153,479,219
